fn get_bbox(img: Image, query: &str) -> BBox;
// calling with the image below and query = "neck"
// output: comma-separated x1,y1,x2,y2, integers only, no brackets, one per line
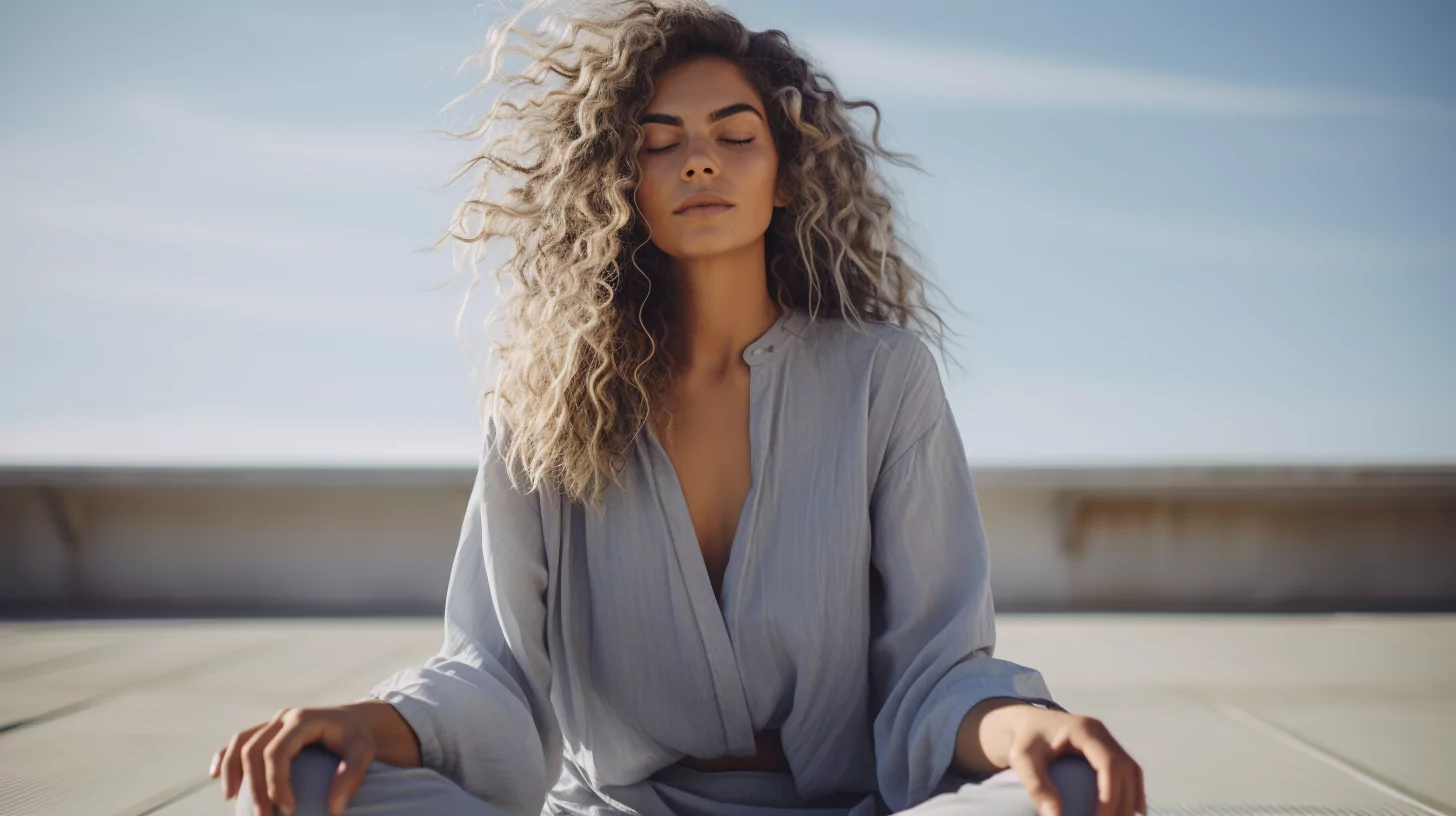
667,238,782,379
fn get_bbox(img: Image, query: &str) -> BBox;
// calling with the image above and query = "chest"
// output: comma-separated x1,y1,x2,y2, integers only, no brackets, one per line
650,374,753,600
559,369,880,747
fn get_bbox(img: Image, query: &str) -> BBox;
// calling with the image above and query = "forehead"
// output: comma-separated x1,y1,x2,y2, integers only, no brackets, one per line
646,55,762,115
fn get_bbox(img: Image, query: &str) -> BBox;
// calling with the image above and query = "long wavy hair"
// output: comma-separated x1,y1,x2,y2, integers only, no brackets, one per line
427,0,958,510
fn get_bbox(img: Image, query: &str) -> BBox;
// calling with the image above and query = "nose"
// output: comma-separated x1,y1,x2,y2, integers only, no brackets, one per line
680,139,719,181
681,161,716,180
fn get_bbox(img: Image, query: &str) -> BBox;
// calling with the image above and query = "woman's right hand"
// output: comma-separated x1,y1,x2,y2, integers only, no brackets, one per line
208,705,376,816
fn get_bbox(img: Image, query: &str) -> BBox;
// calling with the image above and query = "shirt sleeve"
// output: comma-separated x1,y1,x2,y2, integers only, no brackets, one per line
868,353,1066,811
364,415,561,816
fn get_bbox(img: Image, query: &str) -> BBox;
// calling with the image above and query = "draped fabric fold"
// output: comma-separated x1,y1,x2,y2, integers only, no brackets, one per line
366,307,1063,816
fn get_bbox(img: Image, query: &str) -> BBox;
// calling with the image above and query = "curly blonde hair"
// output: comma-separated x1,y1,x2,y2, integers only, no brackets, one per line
427,0,957,510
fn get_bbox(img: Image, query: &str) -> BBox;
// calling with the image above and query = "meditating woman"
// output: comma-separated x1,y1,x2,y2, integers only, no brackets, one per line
210,1,1145,814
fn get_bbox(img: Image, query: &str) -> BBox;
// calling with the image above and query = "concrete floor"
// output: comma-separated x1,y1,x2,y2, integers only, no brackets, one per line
0,614,1451,816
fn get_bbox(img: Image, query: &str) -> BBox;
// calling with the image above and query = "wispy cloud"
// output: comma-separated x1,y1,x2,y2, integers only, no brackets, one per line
3,193,404,260
46,273,458,342
0,413,483,467
0,196,466,340
1051,203,1456,272
805,32,1456,123
947,379,1456,466
941,165,1456,274
113,90,461,176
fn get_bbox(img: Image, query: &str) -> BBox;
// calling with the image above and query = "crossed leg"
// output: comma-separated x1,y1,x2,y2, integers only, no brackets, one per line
232,743,505,816
234,745,1100,816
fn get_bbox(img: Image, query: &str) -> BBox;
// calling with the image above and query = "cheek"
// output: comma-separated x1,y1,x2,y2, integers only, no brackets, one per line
739,152,780,203
635,163,674,221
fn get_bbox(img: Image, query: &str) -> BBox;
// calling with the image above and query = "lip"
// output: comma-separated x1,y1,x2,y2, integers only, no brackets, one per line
673,191,735,215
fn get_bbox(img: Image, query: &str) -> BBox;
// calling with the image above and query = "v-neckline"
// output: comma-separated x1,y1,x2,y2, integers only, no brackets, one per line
643,305,792,623
637,306,795,754
643,374,759,623
643,372,762,755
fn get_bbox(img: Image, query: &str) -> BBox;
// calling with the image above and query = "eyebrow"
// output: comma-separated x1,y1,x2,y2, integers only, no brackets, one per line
638,102,764,127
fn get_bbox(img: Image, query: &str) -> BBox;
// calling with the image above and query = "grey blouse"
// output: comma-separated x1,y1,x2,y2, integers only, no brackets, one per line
366,306,1064,816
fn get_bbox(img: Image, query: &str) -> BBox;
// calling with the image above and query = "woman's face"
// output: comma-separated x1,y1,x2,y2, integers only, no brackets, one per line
634,55,790,263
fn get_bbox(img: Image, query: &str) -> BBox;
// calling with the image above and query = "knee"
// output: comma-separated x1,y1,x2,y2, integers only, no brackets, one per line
234,743,343,816
1045,754,1100,816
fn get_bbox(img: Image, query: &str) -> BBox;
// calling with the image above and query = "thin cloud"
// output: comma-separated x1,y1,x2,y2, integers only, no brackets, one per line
2,191,419,261
0,413,482,467
944,166,1456,273
51,275,454,342
948,379,1456,466
805,32,1456,123
113,90,461,176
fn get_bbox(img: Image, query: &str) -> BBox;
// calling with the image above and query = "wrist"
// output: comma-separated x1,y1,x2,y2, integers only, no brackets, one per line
953,697,1036,776
346,699,422,768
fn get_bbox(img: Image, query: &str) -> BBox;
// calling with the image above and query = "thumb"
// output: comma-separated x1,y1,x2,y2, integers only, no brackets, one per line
326,742,371,816
1009,748,1063,816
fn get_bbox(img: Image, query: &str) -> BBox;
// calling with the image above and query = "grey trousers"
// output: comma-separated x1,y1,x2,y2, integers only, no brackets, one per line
234,743,1101,816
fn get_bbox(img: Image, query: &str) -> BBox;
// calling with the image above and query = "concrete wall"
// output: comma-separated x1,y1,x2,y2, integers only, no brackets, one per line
2,465,1453,614
0,470,470,615
975,471,1456,610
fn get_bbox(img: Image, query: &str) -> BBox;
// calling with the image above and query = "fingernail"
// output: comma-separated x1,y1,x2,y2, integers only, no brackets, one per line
1038,804,1055,816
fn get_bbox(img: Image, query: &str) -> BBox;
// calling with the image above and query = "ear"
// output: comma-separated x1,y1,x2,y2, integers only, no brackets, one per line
773,178,795,209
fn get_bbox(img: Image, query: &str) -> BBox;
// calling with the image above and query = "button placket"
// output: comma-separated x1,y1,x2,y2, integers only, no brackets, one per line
742,307,796,365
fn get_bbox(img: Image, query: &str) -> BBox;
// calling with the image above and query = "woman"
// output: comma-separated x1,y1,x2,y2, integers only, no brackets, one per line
211,1,1145,815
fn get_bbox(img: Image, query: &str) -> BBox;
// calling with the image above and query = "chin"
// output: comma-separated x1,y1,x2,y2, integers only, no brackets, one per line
661,233,757,260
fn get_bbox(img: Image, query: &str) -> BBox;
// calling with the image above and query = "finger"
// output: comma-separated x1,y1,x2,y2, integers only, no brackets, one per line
266,712,334,815
264,714,319,816
1008,745,1062,816
222,725,264,800
1070,735,1117,816
244,719,285,816
327,739,373,816
1117,762,1136,816
209,747,223,778
1134,760,1147,816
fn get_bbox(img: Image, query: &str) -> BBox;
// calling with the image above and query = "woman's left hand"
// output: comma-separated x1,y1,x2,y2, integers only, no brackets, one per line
993,705,1146,816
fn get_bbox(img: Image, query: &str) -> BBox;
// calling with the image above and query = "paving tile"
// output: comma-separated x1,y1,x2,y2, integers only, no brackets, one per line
1231,696,1456,812
0,623,437,816
1046,687,1419,811
0,624,275,728
992,614,1456,691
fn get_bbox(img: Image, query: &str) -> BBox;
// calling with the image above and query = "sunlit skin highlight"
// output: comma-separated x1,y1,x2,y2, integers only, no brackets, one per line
633,55,793,381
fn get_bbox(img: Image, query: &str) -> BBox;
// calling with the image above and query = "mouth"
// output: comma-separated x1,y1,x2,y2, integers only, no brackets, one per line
675,203,735,217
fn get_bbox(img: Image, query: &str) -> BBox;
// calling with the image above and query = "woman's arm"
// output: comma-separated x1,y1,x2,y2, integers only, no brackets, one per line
953,696,1043,775
363,415,560,816
868,339,1064,811
342,698,422,769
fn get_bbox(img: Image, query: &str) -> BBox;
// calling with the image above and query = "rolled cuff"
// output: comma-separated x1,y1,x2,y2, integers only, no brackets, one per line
368,666,445,770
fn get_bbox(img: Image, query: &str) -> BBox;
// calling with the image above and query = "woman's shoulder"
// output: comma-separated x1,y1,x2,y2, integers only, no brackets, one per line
797,310,940,395
796,311,946,462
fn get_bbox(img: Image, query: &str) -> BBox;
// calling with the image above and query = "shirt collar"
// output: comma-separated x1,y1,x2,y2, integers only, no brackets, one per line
741,305,810,367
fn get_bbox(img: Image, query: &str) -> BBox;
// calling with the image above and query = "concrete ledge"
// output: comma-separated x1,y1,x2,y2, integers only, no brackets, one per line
2,464,1453,614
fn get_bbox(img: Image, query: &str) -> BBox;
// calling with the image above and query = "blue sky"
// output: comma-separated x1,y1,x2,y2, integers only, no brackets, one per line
1,1,1452,467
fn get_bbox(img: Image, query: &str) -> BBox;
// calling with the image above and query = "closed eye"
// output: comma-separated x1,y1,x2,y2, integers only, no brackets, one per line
645,137,755,155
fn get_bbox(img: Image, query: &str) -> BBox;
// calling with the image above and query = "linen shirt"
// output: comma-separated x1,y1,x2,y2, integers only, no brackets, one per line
366,305,1064,816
